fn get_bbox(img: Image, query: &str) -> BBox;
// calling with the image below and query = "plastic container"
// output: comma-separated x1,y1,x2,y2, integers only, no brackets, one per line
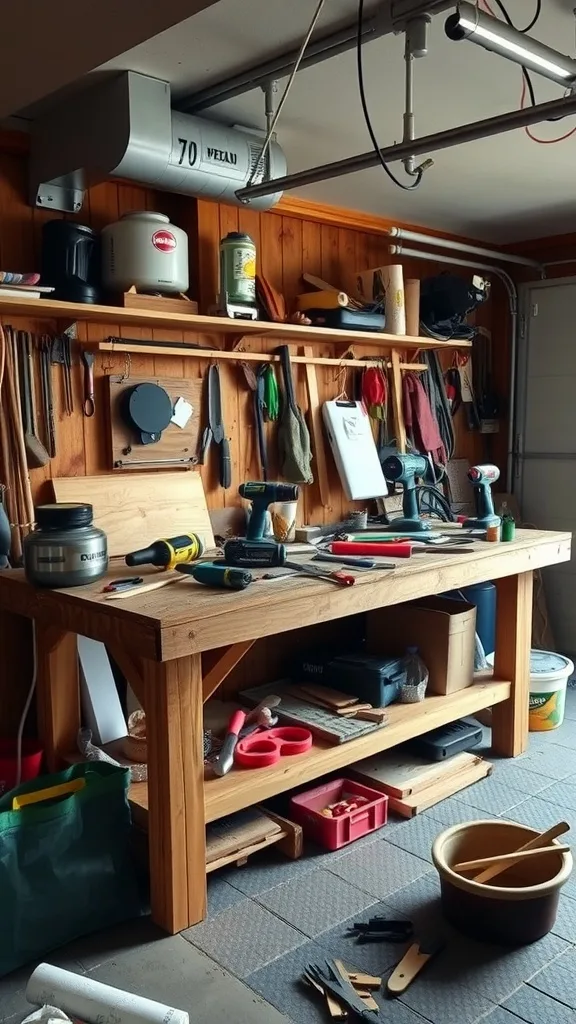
400,646,428,703
290,778,388,851
0,738,43,795
528,650,574,731
432,819,573,944
487,649,574,731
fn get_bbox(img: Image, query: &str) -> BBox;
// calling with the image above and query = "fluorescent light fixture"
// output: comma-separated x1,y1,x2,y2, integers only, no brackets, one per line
445,2,576,86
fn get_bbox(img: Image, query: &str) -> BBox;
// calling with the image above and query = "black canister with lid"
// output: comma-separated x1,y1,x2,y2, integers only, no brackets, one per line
23,503,108,587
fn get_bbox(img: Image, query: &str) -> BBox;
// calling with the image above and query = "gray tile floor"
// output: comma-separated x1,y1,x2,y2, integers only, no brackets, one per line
4,685,576,1024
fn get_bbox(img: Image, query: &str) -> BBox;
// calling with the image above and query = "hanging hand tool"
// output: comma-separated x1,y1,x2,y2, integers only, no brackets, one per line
18,332,49,469
211,709,246,777
39,334,56,457
386,938,445,996
81,350,95,417
63,333,74,415
125,533,204,569
176,561,253,590
209,363,231,488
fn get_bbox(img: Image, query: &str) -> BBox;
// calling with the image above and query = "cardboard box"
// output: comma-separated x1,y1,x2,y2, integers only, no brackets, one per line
365,596,476,695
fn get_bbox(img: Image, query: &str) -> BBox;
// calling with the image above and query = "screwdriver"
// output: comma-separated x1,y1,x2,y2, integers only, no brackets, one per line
313,551,395,570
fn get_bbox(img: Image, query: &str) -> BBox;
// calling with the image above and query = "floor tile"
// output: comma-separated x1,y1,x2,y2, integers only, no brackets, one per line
327,840,431,900
479,1011,524,1024
500,797,576,844
0,948,84,1017
385,815,445,862
222,848,318,896
550,892,576,942
446,931,569,1004
206,875,248,918
504,982,576,1024
246,940,332,1024
383,874,448,934
528,948,576,1009
455,778,529,815
489,763,553,795
182,900,306,978
533,777,576,814
87,934,290,1023
256,869,376,938
400,975,496,1024
425,798,499,828
55,916,167,972
314,902,409,976
515,745,576,781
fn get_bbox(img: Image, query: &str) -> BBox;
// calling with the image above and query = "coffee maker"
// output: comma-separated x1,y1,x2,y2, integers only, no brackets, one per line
41,220,100,303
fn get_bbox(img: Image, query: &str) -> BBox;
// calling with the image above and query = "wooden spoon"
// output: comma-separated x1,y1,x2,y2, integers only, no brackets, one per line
455,844,570,873
472,821,570,884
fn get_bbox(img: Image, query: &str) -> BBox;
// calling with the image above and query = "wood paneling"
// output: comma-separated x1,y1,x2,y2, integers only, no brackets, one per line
0,136,506,734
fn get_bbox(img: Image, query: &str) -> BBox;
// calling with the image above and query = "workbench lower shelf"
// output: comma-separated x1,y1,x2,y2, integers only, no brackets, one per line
128,679,511,829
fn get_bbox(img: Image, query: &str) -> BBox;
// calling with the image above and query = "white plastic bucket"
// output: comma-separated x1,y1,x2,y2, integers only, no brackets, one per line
487,649,573,731
528,651,573,731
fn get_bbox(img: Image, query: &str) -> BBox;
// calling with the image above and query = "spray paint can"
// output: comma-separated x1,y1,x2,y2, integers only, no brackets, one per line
219,232,257,313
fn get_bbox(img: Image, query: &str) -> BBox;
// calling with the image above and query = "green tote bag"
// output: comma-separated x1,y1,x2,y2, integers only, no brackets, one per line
0,761,142,976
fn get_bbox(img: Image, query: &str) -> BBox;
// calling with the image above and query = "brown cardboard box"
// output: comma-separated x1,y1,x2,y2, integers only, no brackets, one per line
366,596,476,695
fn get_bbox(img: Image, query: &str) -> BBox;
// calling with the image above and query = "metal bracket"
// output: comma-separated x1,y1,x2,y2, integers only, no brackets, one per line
34,179,85,214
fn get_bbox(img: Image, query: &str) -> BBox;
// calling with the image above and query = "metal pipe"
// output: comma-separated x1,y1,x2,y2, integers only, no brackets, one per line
236,92,576,202
390,242,518,491
178,0,453,113
389,227,543,269
445,2,576,87
403,42,416,175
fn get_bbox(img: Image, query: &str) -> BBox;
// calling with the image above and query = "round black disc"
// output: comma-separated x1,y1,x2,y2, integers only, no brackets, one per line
124,383,172,437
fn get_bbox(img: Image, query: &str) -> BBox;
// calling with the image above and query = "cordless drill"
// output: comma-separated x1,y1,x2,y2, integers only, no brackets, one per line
382,453,433,532
463,465,501,529
224,481,299,568
126,533,204,570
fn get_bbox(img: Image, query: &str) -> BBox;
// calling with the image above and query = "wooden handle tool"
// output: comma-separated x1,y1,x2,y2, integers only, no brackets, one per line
455,844,570,874
104,575,185,600
386,939,445,996
472,821,570,883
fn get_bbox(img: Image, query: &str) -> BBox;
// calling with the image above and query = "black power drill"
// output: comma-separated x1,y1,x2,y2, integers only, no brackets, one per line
223,481,299,568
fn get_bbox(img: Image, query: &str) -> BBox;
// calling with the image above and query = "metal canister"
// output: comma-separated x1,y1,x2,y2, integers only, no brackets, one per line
23,503,108,587
219,232,256,307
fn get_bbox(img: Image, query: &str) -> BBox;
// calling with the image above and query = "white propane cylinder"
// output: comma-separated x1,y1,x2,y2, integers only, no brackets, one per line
101,211,189,293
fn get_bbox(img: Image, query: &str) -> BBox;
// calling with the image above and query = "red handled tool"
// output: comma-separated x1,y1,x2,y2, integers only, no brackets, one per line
235,726,312,768
331,540,412,559
212,709,246,776
284,560,355,585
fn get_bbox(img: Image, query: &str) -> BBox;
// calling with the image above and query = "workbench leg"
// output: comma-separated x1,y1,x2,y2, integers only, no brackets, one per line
491,571,533,757
143,653,206,934
35,625,80,772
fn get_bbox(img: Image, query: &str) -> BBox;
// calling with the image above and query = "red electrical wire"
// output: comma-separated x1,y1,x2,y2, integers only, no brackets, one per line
478,0,576,143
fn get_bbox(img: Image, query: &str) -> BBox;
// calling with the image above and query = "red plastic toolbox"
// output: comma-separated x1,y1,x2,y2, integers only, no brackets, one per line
290,778,388,851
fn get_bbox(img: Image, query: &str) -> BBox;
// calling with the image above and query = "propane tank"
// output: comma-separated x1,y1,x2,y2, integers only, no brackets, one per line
218,232,258,319
102,211,189,294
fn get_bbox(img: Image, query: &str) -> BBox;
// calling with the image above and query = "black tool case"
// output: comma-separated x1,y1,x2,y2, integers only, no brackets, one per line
294,650,406,707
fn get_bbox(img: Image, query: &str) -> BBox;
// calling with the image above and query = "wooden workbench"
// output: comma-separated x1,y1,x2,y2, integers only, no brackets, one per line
0,529,570,934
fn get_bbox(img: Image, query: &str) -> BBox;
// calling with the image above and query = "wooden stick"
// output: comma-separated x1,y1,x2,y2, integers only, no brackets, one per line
472,821,570,884
455,843,570,874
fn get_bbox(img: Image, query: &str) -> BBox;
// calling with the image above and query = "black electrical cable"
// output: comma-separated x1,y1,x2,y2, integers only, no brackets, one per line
357,0,422,191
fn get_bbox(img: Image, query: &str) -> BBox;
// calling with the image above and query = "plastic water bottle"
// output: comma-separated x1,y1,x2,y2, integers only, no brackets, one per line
400,646,429,703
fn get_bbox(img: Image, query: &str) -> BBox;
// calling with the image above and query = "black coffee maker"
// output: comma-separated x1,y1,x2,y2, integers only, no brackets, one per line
41,220,100,303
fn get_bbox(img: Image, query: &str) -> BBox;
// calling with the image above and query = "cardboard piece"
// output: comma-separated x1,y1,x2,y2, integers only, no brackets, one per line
389,757,492,817
366,596,476,695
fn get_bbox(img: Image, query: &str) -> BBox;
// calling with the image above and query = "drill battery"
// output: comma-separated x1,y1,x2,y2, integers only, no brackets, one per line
223,538,286,568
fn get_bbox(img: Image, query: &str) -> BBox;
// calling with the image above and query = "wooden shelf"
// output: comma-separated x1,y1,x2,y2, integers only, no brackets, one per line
127,678,510,829
0,295,472,351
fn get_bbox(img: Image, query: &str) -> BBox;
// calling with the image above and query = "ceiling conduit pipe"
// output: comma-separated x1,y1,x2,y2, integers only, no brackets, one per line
388,226,543,270
390,242,519,491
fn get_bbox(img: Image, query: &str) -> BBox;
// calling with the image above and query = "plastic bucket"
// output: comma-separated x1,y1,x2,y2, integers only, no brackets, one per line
0,739,43,796
528,650,573,731
432,819,573,945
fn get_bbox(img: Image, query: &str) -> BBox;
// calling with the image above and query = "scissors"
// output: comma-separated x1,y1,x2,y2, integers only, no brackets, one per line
235,726,312,768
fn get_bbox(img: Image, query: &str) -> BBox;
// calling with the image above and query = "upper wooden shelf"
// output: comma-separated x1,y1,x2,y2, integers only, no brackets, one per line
0,295,472,351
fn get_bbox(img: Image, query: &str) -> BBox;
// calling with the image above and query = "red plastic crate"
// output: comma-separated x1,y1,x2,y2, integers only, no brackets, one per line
290,777,388,851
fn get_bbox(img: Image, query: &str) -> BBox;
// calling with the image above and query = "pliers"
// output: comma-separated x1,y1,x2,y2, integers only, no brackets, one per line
346,917,414,943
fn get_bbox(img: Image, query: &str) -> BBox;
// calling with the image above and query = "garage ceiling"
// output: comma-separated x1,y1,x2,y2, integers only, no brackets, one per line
15,0,576,243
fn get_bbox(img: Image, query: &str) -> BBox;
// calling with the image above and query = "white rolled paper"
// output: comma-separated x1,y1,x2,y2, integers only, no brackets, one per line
26,964,190,1024
382,264,406,335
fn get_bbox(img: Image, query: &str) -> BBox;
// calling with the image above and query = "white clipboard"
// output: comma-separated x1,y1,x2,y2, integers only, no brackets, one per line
322,400,388,501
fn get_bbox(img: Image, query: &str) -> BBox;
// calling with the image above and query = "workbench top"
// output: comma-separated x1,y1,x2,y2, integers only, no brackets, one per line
0,530,570,661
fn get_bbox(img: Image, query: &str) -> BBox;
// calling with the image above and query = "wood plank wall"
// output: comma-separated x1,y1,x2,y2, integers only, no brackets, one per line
0,137,510,734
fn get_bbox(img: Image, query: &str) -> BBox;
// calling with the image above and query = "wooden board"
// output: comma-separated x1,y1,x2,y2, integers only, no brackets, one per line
388,757,492,817
205,808,281,864
106,373,203,471
240,680,383,744
52,470,215,556
349,749,481,798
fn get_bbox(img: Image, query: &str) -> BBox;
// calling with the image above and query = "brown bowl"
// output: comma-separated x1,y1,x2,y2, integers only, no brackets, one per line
432,819,573,945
